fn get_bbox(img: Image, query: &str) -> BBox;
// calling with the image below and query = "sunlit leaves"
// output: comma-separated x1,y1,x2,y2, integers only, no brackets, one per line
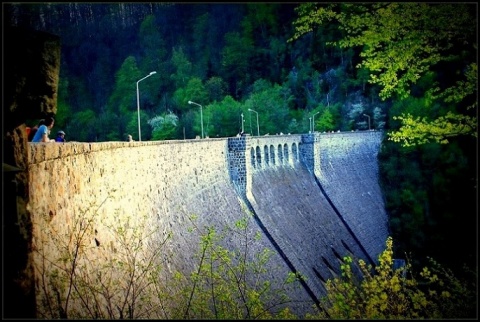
294,3,474,101
308,237,476,319
177,215,301,319
388,112,477,146
315,108,336,132
291,2,477,146
290,3,338,42
440,63,478,109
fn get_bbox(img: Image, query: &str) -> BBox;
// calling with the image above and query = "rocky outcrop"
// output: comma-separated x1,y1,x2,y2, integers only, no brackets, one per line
3,26,60,319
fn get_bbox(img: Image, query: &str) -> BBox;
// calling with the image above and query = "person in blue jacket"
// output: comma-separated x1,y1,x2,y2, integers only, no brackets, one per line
32,117,55,142
55,130,66,142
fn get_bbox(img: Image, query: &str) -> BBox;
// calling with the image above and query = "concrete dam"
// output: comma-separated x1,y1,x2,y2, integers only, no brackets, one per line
27,130,389,316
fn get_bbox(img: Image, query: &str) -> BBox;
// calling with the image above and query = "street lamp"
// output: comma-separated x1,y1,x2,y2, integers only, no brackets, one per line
363,113,371,130
309,117,312,133
248,108,259,136
241,113,245,133
136,71,156,141
188,100,203,138
312,111,320,133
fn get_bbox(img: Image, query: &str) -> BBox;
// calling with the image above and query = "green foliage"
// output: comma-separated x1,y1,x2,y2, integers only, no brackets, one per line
35,197,303,319
440,63,477,110
203,95,242,138
124,111,137,141
221,31,255,97
118,109,151,141
306,237,477,319
34,194,476,320
291,3,477,145
148,112,179,140
107,56,141,115
205,76,228,103
170,47,193,89
139,15,168,66
68,109,98,142
243,80,294,135
315,108,335,132
169,214,300,319
388,112,477,146
191,12,212,80
378,137,477,275
172,78,208,113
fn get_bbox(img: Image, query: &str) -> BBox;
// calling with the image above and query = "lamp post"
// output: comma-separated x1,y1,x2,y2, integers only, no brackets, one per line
363,113,371,130
312,111,320,133
249,113,252,135
136,71,156,141
188,100,203,138
248,108,259,136
309,117,312,133
241,113,245,133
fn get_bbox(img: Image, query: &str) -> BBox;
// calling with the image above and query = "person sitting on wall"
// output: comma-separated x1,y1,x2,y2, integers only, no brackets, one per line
31,117,55,142
127,134,134,142
55,130,66,142
28,119,45,141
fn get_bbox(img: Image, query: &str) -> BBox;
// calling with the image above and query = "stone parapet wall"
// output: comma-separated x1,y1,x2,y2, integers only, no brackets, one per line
27,138,229,233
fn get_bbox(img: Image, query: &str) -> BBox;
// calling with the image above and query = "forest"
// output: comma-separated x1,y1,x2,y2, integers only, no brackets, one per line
4,2,477,317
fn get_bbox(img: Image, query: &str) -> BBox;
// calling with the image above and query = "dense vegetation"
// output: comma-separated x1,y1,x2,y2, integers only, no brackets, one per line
6,3,391,141
4,2,477,318
35,206,476,319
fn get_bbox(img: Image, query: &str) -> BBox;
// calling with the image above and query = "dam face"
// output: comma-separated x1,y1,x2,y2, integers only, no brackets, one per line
26,131,388,317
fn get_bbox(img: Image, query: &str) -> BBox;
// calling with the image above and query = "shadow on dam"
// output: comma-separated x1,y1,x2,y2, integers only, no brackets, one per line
246,164,377,307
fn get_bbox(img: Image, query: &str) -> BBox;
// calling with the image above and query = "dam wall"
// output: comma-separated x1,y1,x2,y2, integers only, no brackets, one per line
243,131,388,300
26,131,388,317
314,131,389,259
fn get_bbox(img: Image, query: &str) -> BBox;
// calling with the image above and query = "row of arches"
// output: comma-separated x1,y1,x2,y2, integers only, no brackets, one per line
250,142,301,168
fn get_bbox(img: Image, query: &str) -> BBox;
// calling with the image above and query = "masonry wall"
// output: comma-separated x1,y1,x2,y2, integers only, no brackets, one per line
313,131,389,259
27,138,312,317
243,131,388,300
26,131,388,318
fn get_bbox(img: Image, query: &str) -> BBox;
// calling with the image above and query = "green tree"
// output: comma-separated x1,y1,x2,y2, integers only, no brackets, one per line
103,56,143,140
291,3,477,146
315,107,336,132
148,112,179,140
221,31,255,98
243,80,293,136
67,109,98,142
54,76,73,135
172,77,208,114
205,76,228,103
107,56,140,115
170,47,193,89
306,237,477,319
125,110,152,141
202,95,242,138
169,214,300,319
191,12,211,80
138,14,168,106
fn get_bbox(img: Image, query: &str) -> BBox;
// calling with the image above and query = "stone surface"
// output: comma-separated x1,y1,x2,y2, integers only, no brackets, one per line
26,132,388,317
